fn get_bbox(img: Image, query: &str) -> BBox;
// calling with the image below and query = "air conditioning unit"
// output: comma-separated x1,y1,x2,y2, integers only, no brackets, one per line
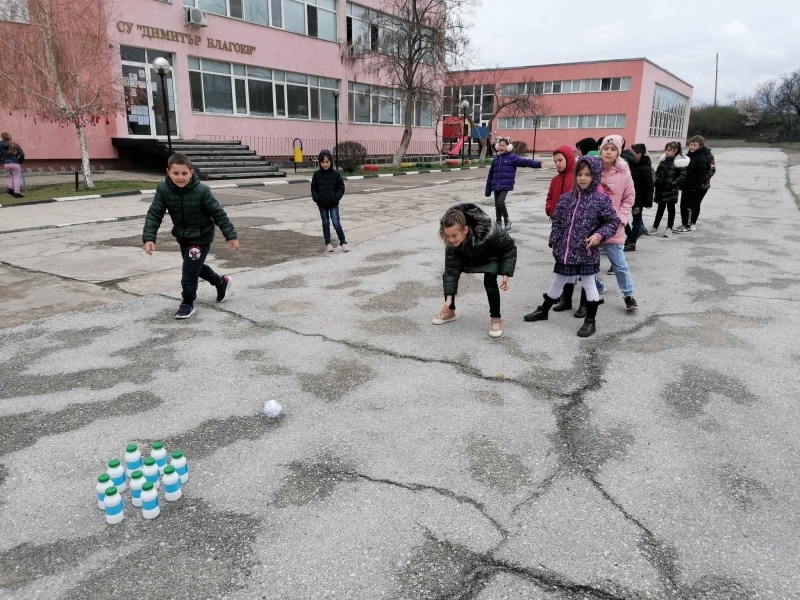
184,7,208,27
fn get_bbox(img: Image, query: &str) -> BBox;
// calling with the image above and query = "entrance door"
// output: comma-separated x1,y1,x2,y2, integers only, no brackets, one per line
121,46,179,138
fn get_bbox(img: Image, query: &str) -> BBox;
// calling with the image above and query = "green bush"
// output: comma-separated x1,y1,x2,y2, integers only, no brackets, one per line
333,141,368,173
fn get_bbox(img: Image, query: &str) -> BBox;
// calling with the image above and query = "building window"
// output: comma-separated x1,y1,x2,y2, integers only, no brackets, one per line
499,77,631,96
188,57,339,119
0,0,28,22
347,82,433,127
649,84,688,138
498,114,627,130
444,84,496,126
184,0,336,40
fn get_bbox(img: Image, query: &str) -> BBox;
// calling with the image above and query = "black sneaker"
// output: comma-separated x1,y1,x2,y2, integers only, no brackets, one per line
607,266,614,275
577,319,596,337
624,296,638,311
623,243,636,252
523,307,549,322
12,193,24,198
216,276,232,303
175,303,195,319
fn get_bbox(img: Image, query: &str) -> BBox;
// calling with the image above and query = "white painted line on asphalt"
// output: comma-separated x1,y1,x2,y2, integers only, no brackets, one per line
54,218,119,227
377,174,394,178
54,194,101,202
432,181,448,184
347,176,365,180
360,188,385,192
261,180,289,185
405,171,420,175
210,183,239,189
139,189,157,194
461,177,478,181
429,170,442,173
468,167,479,170
449,168,461,171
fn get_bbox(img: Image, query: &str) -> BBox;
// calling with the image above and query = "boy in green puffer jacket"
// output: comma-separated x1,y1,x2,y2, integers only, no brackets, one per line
142,153,239,320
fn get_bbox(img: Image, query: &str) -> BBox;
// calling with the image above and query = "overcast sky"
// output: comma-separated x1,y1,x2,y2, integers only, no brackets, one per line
468,0,800,105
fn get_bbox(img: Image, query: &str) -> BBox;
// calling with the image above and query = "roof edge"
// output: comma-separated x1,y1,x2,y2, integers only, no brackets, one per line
450,57,693,89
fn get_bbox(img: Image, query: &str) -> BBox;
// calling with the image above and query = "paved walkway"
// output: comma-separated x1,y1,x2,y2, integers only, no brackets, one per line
0,149,799,599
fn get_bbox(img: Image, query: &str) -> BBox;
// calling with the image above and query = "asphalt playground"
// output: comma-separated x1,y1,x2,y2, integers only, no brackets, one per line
1,148,799,599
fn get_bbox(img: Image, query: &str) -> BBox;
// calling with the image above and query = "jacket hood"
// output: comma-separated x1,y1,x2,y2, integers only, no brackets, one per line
620,149,637,167
575,138,598,157
637,155,652,168
452,202,494,245
688,146,711,157
575,156,603,195
674,155,690,168
553,145,576,174
165,172,201,192
318,149,334,161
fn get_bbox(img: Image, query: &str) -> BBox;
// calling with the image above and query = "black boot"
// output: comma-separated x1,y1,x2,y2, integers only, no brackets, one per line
574,288,587,319
524,293,558,322
577,300,601,337
552,283,574,312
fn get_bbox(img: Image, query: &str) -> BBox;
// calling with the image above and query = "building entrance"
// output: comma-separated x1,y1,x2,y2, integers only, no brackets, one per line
121,46,179,139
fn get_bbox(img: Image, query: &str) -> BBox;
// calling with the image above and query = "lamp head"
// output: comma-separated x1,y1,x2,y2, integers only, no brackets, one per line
332,90,340,98
459,100,470,111
152,57,171,75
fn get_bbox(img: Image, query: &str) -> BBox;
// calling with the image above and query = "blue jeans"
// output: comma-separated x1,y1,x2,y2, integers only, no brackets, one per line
602,243,634,296
318,205,346,245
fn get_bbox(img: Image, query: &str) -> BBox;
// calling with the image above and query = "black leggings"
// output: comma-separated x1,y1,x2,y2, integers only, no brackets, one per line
653,202,676,230
448,273,501,318
493,191,509,223
681,189,708,226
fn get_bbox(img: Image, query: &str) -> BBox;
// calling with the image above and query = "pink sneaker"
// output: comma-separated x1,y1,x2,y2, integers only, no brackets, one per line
341,243,350,252
325,244,334,252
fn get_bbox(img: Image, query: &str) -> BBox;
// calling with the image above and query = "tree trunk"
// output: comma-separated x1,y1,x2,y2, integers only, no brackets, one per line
392,93,415,167
75,120,94,189
479,135,489,162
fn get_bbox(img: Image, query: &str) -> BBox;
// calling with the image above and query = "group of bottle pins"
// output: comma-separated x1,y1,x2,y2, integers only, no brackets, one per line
96,442,189,524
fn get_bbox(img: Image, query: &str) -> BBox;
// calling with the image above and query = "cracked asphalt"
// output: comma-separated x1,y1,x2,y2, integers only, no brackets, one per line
1,149,799,599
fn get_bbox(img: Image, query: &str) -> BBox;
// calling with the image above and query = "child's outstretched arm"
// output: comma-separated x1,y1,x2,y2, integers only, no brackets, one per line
142,189,167,254
511,155,542,169
203,189,240,250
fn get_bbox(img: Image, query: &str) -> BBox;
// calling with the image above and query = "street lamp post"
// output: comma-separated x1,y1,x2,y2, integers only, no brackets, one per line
152,57,173,156
332,90,340,171
460,99,470,167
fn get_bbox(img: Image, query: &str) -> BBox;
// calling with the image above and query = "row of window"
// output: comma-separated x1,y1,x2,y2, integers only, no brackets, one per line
183,0,338,42
348,82,434,127
188,57,339,120
650,84,688,138
499,114,627,130
443,85,496,125
0,0,27,22
499,77,631,97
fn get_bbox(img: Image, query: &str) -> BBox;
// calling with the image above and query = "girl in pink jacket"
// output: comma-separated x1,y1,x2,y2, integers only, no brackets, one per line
599,135,638,311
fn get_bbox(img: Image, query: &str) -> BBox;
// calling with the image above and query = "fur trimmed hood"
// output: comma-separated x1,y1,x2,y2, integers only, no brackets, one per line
453,202,495,246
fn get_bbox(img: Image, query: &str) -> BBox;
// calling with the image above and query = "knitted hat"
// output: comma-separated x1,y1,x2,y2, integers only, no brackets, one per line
601,135,625,155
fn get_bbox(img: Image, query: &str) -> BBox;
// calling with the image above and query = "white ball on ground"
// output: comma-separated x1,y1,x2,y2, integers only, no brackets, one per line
263,400,283,419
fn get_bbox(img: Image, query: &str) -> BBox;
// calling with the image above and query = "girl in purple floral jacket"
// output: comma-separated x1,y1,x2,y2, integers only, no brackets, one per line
524,156,620,337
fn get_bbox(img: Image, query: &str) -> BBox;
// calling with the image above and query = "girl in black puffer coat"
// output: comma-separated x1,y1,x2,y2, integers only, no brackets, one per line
647,141,688,238
433,203,517,339
311,149,349,252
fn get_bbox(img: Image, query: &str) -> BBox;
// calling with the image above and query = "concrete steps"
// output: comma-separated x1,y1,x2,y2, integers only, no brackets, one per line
166,140,286,181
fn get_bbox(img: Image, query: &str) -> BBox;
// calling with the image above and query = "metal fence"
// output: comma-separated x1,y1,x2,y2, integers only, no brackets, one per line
0,165,106,179
196,135,442,159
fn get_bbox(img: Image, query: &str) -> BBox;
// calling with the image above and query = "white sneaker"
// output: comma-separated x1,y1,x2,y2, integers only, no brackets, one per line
432,310,457,325
489,318,503,338
690,224,697,231
663,228,673,238
646,227,659,236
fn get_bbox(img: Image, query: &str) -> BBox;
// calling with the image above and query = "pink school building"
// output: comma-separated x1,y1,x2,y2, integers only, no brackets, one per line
8,0,439,168
446,59,693,154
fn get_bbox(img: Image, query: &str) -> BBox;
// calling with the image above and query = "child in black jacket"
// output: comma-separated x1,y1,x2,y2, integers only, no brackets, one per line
311,149,348,252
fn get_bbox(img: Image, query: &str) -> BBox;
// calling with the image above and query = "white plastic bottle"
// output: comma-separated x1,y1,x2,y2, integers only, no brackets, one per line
103,486,124,525
129,470,145,508
106,459,127,493
162,465,182,501
140,481,160,519
170,450,189,484
151,441,168,474
141,457,160,490
124,444,143,476
96,473,111,510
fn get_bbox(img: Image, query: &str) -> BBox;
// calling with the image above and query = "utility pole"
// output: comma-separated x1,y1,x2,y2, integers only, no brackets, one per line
714,53,719,107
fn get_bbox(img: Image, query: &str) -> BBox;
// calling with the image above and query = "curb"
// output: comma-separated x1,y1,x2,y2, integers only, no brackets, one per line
0,165,489,208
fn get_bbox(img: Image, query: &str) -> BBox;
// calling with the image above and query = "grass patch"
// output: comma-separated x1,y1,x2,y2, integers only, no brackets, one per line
1,180,158,205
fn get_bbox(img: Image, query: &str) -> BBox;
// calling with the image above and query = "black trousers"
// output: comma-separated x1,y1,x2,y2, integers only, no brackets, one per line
448,273,501,318
680,189,708,226
653,202,676,229
493,190,509,223
180,243,222,303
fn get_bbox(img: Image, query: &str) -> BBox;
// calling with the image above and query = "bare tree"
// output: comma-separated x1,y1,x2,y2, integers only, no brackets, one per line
0,0,123,188
352,0,476,166
448,66,551,161
736,96,762,141
777,69,800,118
